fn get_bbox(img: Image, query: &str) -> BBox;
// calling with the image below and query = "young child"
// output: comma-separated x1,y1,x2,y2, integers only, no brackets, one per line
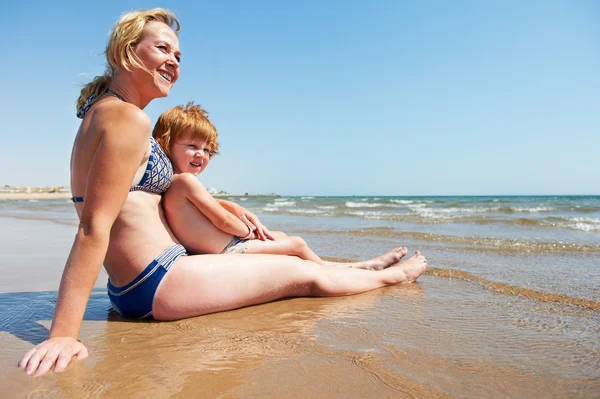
153,102,408,270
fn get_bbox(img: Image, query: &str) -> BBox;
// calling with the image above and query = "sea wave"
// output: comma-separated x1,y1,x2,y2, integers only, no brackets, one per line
507,206,555,213
389,199,414,204
425,268,600,310
302,229,600,254
319,256,600,310
267,200,296,207
288,209,324,214
345,201,386,208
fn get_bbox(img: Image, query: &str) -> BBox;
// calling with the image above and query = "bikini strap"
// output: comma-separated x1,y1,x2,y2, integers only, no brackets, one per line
106,89,125,102
76,90,126,119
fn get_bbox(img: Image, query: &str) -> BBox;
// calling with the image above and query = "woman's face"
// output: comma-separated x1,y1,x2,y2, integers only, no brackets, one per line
130,21,181,98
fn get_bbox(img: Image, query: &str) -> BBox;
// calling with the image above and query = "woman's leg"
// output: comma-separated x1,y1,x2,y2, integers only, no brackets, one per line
152,252,427,320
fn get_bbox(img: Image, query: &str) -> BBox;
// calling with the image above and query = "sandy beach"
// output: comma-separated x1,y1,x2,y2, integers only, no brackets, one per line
1,196,599,398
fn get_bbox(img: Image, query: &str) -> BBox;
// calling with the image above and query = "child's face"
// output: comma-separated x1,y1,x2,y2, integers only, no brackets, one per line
170,136,212,175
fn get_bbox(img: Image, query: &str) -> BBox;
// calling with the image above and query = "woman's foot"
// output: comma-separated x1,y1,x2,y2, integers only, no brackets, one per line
385,251,428,283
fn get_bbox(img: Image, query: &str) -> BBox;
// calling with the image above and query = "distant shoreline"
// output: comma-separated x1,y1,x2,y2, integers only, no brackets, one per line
0,192,73,200
0,192,279,201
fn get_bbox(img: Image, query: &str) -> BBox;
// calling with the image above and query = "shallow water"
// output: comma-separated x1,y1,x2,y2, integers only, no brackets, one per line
0,196,598,397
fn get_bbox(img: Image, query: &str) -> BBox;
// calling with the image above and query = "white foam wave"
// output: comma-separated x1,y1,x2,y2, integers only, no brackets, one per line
512,206,554,213
561,217,600,232
390,199,414,204
268,200,296,207
406,203,427,209
347,210,387,219
566,223,600,232
317,206,336,210
345,201,385,208
289,209,324,214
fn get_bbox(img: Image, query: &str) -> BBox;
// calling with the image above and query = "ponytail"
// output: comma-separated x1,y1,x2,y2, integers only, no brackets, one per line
76,74,112,119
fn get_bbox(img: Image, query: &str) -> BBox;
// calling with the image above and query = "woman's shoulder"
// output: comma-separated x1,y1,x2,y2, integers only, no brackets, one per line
91,99,151,136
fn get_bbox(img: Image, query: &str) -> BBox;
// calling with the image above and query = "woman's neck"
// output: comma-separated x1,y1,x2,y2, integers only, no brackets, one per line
108,74,152,109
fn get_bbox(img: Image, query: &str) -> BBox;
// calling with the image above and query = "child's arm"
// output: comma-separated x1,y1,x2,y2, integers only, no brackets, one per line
217,199,274,241
176,173,254,238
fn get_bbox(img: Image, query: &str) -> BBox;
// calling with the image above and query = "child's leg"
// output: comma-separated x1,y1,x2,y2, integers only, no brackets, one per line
245,237,410,271
245,236,325,265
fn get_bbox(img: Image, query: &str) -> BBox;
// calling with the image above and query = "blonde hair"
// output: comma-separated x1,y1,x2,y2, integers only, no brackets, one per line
153,102,220,158
76,9,180,116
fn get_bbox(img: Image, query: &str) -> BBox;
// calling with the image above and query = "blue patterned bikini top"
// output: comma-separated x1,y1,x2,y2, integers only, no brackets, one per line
72,91,173,203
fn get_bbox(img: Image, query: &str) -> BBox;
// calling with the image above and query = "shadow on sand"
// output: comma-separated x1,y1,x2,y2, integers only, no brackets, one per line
0,288,127,346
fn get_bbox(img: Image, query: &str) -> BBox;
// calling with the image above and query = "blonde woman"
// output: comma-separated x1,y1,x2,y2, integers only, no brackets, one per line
19,8,427,377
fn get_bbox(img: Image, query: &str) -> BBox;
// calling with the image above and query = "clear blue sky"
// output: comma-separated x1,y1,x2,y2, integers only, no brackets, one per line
1,0,598,195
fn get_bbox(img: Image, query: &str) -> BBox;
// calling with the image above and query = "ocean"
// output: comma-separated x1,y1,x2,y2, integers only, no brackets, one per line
1,195,598,397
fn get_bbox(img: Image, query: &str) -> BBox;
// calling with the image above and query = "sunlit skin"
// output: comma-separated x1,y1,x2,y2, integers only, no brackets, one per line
18,20,185,377
19,15,427,378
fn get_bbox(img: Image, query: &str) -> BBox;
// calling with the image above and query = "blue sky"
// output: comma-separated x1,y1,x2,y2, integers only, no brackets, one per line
1,1,598,195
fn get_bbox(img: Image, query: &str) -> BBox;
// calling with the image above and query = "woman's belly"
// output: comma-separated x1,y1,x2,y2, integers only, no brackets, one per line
104,192,179,287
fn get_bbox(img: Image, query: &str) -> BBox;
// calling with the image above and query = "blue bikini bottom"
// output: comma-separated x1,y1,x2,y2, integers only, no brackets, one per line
107,245,187,319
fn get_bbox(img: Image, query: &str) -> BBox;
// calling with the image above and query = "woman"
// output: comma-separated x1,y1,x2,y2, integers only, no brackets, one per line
19,8,427,377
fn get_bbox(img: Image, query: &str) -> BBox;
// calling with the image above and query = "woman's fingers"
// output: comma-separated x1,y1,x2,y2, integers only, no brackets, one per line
76,343,89,359
54,354,72,373
24,346,47,375
18,346,39,369
34,348,62,377
20,337,88,376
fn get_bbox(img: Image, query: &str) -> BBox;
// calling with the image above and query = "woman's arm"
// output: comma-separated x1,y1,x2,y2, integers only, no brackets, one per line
217,199,274,241
19,105,151,376
176,174,253,238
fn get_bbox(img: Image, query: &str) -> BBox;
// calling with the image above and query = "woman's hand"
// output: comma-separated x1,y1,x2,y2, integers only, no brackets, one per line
19,337,88,377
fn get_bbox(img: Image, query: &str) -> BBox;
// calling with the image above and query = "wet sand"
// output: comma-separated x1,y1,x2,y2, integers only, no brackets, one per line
1,216,599,398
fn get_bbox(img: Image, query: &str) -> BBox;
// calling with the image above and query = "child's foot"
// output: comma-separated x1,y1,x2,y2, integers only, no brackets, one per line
386,251,428,283
345,247,408,271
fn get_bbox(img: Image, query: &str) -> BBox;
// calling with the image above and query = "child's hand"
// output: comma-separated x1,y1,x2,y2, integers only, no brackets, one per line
244,211,274,241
